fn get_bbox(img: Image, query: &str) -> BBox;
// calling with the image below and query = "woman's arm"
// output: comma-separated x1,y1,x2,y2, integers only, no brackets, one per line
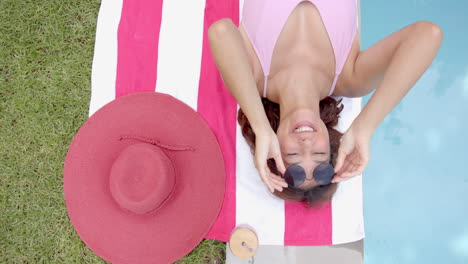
333,21,442,179
209,19,288,192
348,21,443,136
208,18,270,134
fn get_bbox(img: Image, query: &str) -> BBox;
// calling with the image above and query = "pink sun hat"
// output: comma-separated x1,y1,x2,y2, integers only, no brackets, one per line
63,92,226,264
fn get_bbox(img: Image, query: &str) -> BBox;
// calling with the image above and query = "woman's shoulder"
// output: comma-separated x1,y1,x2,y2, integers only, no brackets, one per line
332,30,362,97
238,23,266,98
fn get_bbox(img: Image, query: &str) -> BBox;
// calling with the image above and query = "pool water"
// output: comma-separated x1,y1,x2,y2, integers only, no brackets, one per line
361,0,468,263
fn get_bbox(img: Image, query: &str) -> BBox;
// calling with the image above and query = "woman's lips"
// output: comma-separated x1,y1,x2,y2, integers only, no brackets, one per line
293,121,317,133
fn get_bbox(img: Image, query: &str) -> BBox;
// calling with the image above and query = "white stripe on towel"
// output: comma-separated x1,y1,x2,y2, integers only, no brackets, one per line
156,0,206,110
89,0,123,117
235,105,286,245
331,97,366,244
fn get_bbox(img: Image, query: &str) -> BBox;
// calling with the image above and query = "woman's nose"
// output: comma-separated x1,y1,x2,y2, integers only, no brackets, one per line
300,135,313,144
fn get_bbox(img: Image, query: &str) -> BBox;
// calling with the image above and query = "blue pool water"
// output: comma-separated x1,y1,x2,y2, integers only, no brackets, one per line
361,0,468,263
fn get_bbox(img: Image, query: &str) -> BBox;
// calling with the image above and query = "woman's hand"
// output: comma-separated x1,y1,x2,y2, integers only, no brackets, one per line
254,128,288,193
332,125,371,183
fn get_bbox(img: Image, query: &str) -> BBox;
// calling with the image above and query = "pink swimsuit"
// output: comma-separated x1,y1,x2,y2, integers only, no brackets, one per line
241,0,358,97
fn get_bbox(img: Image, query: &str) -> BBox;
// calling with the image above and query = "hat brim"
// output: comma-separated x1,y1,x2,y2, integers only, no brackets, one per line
63,92,226,264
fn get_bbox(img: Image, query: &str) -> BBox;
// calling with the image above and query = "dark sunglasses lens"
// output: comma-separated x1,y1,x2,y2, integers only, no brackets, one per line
313,163,335,185
284,165,306,187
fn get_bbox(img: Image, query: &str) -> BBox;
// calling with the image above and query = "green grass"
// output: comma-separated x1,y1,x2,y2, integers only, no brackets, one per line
0,0,226,263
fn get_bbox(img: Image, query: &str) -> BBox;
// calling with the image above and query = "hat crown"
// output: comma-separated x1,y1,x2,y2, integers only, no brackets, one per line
109,143,176,214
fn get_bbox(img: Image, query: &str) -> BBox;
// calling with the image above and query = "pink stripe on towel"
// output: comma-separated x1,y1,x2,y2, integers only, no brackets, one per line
115,0,164,97
200,0,239,242
284,201,333,245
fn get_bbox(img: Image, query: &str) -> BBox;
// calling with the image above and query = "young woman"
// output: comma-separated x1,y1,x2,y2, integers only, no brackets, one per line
208,0,442,207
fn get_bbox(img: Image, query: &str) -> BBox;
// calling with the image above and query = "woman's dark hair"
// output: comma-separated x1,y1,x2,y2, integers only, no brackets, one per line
237,96,344,208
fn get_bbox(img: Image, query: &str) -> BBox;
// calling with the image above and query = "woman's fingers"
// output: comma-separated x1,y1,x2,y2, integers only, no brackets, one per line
254,148,272,191
357,160,367,174
258,166,274,193
264,177,275,193
268,177,284,191
274,154,287,175
333,159,352,181
350,151,360,164
271,182,285,192
332,169,356,183
269,174,288,188
264,167,283,193
347,164,360,177
334,148,347,173
340,161,363,178
265,166,287,191
331,176,347,183
351,161,367,177
344,163,357,176
253,132,294,192
259,165,283,193
332,136,370,183
337,156,353,176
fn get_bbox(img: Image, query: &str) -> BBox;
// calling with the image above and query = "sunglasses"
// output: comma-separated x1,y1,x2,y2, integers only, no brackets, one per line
283,163,335,187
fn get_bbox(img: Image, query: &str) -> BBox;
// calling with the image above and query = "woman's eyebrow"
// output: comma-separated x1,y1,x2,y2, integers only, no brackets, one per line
287,160,327,166
286,152,326,155
284,153,330,165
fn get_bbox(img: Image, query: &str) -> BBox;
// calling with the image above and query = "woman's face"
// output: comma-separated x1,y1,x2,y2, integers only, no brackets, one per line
276,109,330,190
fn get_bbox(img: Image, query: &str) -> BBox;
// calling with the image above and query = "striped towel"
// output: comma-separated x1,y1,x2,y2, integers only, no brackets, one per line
90,0,365,246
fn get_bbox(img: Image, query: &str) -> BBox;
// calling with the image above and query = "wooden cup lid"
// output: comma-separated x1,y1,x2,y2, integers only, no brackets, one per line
229,225,259,259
